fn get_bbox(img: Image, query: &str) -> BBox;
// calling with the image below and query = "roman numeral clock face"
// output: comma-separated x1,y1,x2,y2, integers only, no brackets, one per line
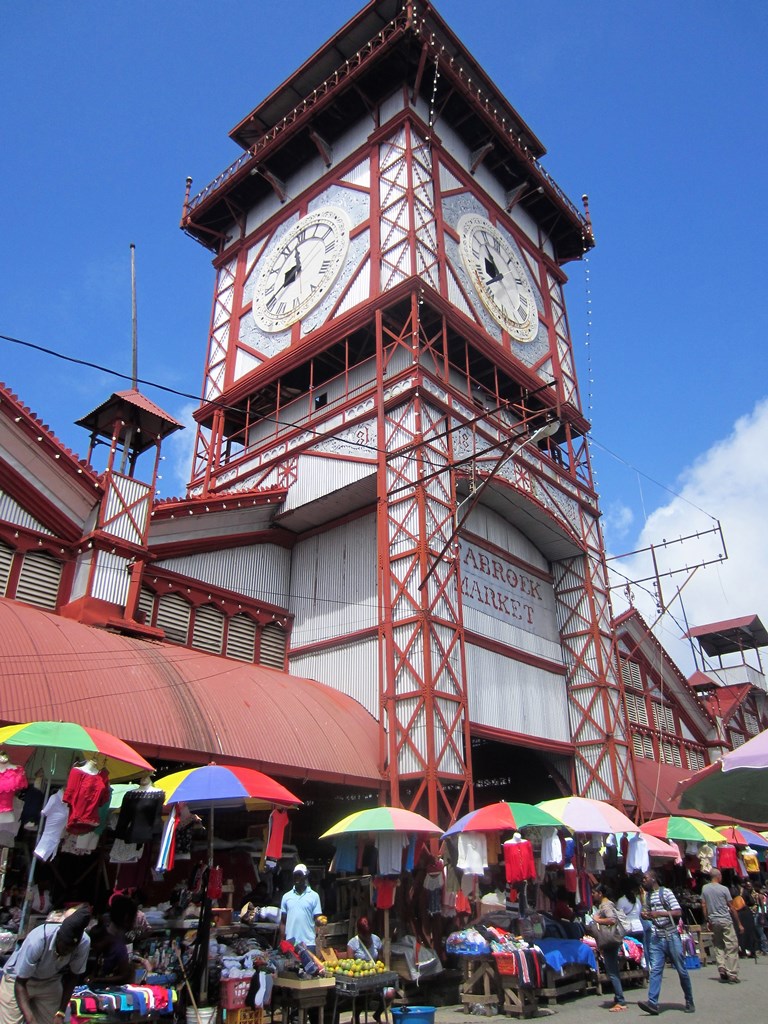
458,214,539,343
252,207,351,333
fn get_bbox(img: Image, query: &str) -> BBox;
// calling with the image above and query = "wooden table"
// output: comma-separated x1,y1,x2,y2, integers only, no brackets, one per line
272,975,335,1024
459,957,499,1014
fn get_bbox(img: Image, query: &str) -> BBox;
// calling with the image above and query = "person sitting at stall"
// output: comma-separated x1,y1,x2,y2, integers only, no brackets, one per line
346,919,388,1024
0,904,91,1024
87,895,140,987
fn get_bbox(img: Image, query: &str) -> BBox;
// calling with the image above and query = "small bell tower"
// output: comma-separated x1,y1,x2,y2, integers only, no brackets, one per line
58,389,183,634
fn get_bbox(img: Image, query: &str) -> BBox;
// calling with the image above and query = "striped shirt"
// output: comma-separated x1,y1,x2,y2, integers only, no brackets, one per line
645,886,680,934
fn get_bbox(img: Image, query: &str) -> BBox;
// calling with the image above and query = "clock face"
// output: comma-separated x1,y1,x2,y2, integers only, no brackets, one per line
458,214,539,342
251,207,351,333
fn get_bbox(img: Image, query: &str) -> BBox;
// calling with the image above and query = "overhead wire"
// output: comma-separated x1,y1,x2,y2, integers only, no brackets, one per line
0,328,720,523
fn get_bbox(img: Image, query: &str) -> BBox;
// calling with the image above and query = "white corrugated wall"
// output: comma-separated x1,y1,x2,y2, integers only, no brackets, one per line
156,544,291,607
465,642,571,743
290,636,379,717
289,515,377,646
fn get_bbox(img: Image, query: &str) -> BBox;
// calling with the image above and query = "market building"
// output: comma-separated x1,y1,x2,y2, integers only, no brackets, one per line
0,1,762,834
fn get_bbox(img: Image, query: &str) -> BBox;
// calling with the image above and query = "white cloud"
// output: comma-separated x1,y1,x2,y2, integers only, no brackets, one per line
157,401,198,499
608,397,768,674
601,500,635,544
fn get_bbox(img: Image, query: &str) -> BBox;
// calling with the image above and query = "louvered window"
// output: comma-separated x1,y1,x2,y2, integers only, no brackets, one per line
625,692,649,726
192,605,224,654
743,712,759,736
661,740,682,767
260,622,286,668
15,550,62,610
729,730,745,748
687,748,705,772
156,592,191,644
632,733,654,758
226,614,257,663
621,659,642,690
138,587,156,626
652,702,675,733
0,542,13,597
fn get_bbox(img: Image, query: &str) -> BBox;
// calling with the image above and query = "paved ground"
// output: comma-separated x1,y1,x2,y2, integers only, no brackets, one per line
423,958,767,1024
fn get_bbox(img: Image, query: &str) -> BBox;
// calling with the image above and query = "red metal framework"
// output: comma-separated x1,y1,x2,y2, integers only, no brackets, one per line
375,296,473,825
553,501,635,805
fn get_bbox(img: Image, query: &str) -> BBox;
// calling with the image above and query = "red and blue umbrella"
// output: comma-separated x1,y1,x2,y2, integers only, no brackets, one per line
442,801,566,838
156,763,301,809
716,825,768,848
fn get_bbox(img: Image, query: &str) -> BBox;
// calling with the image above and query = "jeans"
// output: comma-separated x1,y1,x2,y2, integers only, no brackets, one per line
647,929,694,1007
601,942,626,1005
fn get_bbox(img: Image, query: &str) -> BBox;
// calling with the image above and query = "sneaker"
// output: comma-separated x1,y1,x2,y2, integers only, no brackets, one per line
684,1003,695,1014
638,1002,660,1016
727,976,740,984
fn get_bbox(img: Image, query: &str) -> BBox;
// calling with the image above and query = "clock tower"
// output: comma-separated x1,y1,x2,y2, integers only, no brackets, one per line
180,0,635,823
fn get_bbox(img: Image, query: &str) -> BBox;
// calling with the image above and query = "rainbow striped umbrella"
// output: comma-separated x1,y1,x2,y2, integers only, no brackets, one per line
0,720,153,781
442,801,566,838
642,815,723,844
716,825,768,848
320,806,441,838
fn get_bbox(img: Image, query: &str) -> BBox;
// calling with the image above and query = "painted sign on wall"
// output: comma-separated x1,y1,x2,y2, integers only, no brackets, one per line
459,539,555,637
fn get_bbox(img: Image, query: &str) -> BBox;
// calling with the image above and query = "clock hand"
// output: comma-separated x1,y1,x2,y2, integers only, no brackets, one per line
484,253,500,281
282,262,299,289
485,272,504,285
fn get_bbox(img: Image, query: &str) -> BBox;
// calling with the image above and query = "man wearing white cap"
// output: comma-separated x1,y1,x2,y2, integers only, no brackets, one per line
279,864,323,952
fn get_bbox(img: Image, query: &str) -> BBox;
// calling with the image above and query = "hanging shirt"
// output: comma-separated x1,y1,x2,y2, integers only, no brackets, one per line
0,764,27,814
34,790,69,861
265,809,290,859
20,783,45,830
114,788,164,843
63,767,110,834
716,844,738,871
540,828,562,866
742,851,759,874
503,838,535,883
330,836,358,874
626,834,650,874
375,832,408,876
456,833,488,875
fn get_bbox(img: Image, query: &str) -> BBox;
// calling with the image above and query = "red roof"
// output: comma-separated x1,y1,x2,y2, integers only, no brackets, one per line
0,598,380,787
634,757,740,826
703,684,752,725
683,615,768,656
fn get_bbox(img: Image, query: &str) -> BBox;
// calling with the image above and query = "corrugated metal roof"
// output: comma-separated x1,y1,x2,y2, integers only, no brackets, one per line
0,598,380,787
683,615,768,656
75,389,184,453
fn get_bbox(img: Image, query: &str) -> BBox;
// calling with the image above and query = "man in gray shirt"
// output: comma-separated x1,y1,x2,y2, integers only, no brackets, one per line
701,869,740,983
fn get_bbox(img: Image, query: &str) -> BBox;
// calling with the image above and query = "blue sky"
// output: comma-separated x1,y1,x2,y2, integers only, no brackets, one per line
3,1,767,669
